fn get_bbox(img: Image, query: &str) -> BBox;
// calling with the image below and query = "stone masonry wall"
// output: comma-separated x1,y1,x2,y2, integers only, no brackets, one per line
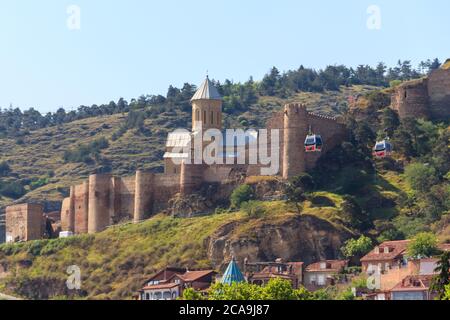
6,204,44,242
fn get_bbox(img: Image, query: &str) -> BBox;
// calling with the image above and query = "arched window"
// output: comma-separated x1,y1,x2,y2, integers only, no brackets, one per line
145,293,150,300
196,110,200,121
217,112,220,125
203,111,207,124
211,111,214,124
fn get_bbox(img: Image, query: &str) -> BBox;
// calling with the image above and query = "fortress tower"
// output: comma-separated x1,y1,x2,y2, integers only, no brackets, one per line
283,103,308,179
390,60,450,121
191,76,223,131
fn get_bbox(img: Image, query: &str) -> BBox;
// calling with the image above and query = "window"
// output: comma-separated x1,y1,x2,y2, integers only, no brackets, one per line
196,110,200,121
211,111,214,124
203,111,207,124
145,293,150,300
217,112,220,125
318,275,326,286
163,291,172,300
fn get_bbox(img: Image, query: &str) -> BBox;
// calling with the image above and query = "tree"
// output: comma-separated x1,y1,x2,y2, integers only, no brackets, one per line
261,278,297,300
284,174,315,213
404,163,438,193
341,236,373,259
431,251,450,300
260,67,281,96
0,161,11,177
230,184,254,209
206,279,328,300
180,288,205,300
208,282,263,300
340,196,372,231
406,232,439,259
380,108,400,138
241,201,266,219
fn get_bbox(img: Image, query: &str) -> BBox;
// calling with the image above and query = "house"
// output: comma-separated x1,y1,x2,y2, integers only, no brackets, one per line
244,258,304,289
140,267,216,300
390,275,437,300
303,260,348,290
360,240,410,275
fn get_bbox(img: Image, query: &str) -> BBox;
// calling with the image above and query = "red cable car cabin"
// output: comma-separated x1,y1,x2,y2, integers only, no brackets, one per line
373,140,393,159
305,135,323,153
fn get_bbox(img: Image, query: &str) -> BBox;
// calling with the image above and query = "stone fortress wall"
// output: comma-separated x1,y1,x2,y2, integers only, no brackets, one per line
390,60,450,120
6,204,44,242
61,103,347,235
5,76,349,239
6,64,449,241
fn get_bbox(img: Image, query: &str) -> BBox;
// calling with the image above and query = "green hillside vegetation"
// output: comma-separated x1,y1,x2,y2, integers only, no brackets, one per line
0,59,449,300
0,201,348,300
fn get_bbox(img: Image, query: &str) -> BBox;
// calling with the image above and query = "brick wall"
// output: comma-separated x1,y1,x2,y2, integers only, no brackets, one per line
6,204,44,242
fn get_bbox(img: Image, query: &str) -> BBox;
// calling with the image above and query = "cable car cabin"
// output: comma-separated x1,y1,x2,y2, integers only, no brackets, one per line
373,140,393,159
305,135,323,153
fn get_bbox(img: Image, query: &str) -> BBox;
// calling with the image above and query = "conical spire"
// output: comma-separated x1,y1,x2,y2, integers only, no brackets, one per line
191,76,222,102
221,257,246,285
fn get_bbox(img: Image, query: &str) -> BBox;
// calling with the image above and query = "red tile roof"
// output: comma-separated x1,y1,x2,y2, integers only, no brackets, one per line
305,260,348,272
142,283,179,291
361,240,450,263
360,240,410,262
179,270,215,282
391,275,434,292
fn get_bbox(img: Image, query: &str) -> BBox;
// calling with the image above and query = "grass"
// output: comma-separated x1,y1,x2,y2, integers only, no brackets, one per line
0,197,355,300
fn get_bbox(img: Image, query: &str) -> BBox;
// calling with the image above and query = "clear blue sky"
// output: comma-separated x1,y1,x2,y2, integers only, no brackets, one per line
0,0,449,113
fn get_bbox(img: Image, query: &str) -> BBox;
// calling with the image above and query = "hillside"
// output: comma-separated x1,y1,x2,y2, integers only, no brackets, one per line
0,76,448,300
0,85,376,213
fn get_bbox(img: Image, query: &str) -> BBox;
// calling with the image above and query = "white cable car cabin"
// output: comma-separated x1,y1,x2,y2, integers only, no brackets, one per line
304,134,323,153
373,140,393,159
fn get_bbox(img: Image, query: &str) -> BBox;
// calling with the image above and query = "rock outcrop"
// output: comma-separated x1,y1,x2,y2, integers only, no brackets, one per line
207,214,352,270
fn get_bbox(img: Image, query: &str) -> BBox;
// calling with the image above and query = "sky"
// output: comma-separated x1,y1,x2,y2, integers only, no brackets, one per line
0,0,449,113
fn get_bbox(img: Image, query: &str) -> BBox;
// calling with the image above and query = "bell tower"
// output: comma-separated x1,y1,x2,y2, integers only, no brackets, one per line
191,76,223,131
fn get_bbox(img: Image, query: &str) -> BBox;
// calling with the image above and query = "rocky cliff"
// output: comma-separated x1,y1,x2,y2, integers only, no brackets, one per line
208,213,352,270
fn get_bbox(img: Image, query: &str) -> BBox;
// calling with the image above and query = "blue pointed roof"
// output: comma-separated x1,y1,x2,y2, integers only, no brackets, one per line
221,257,246,285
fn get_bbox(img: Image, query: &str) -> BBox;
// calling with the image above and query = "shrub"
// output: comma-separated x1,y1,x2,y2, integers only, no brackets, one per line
63,138,109,164
0,180,26,199
241,201,266,219
0,161,11,177
405,163,438,193
230,184,254,209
